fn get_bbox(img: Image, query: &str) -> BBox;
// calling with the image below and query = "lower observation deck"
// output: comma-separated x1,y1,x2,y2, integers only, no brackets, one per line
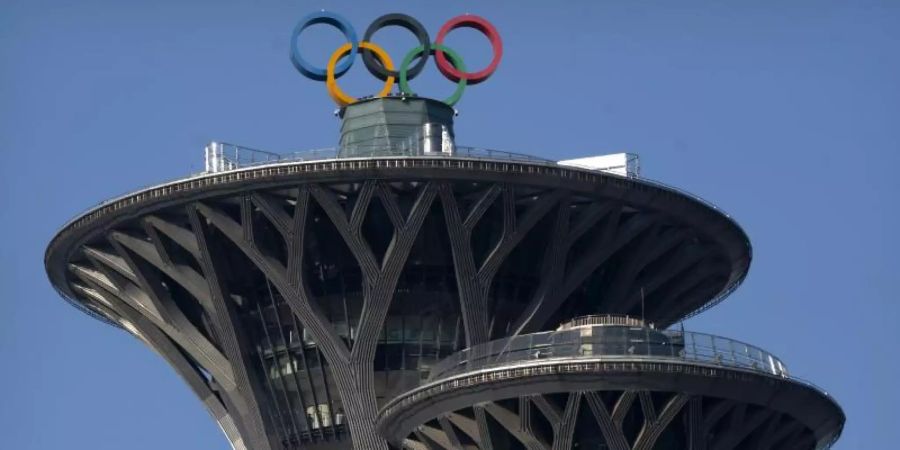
377,318,844,450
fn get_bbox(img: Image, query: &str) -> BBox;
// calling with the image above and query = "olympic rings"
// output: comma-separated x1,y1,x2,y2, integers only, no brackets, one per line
362,14,430,81
290,11,502,106
434,15,503,85
399,44,466,107
327,42,395,107
290,11,358,82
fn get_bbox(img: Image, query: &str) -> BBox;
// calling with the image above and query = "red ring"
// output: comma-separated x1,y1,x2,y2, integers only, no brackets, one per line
434,14,502,85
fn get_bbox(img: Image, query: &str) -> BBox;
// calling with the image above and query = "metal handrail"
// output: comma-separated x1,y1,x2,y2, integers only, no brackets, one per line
383,326,838,433
427,326,788,382
558,314,648,329
207,142,555,171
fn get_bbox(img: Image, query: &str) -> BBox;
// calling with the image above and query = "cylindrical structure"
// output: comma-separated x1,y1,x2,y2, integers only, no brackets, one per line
338,96,455,158
205,141,224,173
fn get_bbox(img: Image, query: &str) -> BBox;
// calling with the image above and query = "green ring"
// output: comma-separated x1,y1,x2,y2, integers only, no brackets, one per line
399,43,466,107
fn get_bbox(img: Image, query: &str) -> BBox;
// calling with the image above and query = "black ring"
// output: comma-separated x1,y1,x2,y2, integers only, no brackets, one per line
362,13,430,81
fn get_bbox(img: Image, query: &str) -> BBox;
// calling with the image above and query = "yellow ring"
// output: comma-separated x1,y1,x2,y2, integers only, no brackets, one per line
326,41,395,107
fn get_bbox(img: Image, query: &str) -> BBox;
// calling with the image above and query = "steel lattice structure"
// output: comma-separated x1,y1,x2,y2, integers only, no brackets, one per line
46,97,843,450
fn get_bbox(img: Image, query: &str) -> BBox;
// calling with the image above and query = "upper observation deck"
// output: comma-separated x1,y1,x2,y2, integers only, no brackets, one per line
46,134,751,333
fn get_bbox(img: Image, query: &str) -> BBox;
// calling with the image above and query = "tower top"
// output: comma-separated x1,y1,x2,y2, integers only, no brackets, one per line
338,96,456,158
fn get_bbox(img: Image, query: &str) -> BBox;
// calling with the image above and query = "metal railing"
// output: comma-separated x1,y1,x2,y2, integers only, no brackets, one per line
557,314,649,329
427,325,789,382
204,141,555,173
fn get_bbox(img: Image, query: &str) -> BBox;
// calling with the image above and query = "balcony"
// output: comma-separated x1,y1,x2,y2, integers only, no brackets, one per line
426,318,790,382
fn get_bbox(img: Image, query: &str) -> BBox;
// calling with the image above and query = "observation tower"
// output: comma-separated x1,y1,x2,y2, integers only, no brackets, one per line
45,12,844,450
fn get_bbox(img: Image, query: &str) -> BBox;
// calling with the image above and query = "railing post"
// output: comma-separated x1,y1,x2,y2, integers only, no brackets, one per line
729,339,737,365
709,335,717,363
645,326,651,356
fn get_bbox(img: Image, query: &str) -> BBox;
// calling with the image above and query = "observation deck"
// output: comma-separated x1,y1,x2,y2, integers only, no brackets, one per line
48,137,750,331
377,316,843,450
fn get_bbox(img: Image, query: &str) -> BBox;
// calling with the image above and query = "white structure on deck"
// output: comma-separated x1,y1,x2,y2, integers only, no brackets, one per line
558,152,640,178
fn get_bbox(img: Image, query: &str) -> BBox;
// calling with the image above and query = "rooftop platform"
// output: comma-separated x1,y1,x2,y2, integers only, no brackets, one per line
47,140,751,331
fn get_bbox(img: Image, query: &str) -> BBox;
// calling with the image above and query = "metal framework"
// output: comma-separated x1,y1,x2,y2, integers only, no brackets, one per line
46,151,841,450
376,328,844,450
393,389,819,450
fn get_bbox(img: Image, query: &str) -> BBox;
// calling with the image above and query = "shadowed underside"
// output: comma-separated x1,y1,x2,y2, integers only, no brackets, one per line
47,158,754,449
392,389,824,450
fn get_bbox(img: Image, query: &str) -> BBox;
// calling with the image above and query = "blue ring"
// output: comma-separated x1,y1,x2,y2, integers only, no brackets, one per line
290,11,357,81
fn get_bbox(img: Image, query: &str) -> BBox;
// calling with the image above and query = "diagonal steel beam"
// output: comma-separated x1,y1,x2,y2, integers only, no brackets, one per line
441,182,563,345
584,391,630,450
552,392,582,450
483,402,550,450
71,283,250,450
144,215,201,258
604,227,686,313
633,393,688,450
69,261,235,390
189,205,284,450
250,192,293,237
711,406,772,450
110,230,214,312
193,201,350,363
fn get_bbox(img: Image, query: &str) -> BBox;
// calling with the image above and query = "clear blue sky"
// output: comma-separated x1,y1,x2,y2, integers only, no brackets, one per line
2,0,898,448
